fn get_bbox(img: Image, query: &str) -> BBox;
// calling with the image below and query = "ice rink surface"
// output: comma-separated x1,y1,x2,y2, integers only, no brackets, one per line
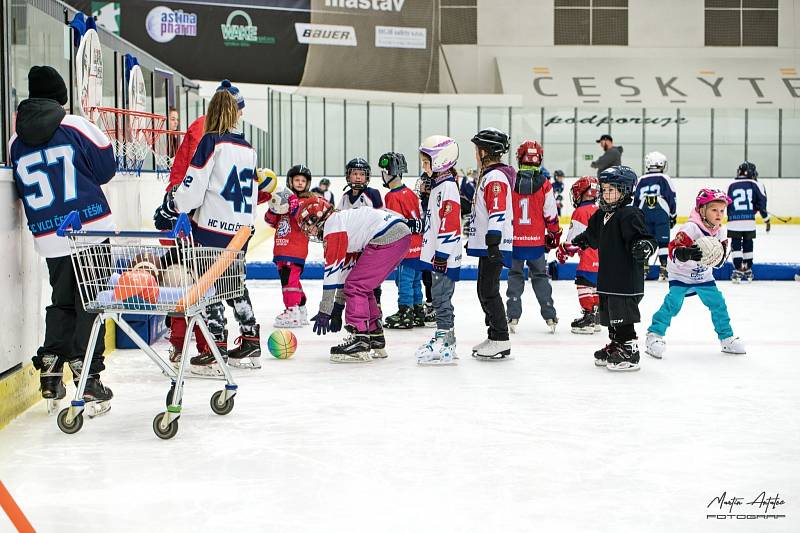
1,274,799,533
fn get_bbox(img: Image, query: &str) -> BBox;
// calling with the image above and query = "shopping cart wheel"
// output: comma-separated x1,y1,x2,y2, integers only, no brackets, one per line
152,412,179,440
57,408,84,435
210,390,235,416
166,386,183,408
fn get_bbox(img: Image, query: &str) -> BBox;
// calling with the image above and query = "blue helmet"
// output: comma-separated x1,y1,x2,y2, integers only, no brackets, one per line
737,161,758,180
598,165,637,212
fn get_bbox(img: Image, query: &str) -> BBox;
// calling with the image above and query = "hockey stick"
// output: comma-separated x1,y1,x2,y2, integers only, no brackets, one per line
768,212,792,223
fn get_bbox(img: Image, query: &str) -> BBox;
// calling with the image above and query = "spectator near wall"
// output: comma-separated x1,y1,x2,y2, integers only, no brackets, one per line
591,134,623,175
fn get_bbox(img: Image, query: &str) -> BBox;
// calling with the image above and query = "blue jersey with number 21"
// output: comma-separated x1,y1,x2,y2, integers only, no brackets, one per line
10,114,116,258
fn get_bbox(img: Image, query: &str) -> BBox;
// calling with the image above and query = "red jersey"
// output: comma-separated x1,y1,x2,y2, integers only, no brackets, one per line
167,115,205,191
265,210,309,266
567,201,599,275
384,185,422,264
511,174,559,260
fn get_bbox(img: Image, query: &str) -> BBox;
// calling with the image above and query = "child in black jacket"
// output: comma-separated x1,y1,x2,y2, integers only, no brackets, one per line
573,166,656,372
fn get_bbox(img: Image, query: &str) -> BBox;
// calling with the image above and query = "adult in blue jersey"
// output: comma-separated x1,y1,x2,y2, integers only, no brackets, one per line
727,161,769,283
634,151,676,280
9,66,116,404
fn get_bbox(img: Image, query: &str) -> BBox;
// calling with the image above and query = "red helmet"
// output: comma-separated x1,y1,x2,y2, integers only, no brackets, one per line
295,196,333,242
516,140,543,166
570,176,599,207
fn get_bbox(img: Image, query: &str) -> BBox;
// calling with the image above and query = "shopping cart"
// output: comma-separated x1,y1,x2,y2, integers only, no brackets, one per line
54,211,251,439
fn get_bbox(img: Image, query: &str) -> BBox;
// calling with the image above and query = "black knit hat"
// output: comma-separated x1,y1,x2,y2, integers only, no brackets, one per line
28,66,68,105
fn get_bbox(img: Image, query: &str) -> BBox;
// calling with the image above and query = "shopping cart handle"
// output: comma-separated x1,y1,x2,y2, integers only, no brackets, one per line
56,211,193,239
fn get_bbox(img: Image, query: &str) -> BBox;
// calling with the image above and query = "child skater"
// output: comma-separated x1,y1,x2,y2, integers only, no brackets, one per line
380,152,427,330
556,176,601,334
338,158,383,210
298,198,411,363
415,136,462,365
645,189,746,358
571,166,656,372
154,90,262,374
727,161,769,283
266,164,314,328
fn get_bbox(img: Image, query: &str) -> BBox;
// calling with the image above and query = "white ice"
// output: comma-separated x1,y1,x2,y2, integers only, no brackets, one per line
1,278,799,532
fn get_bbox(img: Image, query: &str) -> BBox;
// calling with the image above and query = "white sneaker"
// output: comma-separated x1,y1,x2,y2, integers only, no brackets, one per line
645,332,666,359
721,336,746,355
274,306,302,328
508,318,518,334
417,330,457,366
473,339,512,361
298,305,310,325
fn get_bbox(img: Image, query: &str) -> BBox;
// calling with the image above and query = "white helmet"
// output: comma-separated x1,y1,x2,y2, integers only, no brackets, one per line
419,135,458,174
644,151,667,173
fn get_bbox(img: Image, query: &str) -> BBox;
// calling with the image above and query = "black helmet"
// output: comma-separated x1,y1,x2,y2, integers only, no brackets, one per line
378,152,408,188
319,177,331,186
598,166,638,213
345,157,370,191
287,164,312,192
737,161,758,180
471,127,510,157
553,169,565,178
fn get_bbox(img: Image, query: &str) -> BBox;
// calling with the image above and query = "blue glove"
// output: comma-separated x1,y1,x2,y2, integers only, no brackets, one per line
329,303,344,333
154,189,179,231
312,311,331,335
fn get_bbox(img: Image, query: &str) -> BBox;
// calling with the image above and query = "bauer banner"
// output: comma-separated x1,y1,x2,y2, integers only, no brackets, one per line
102,0,436,91
497,57,800,108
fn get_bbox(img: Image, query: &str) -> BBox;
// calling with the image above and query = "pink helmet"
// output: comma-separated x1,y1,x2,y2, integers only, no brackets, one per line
696,188,731,209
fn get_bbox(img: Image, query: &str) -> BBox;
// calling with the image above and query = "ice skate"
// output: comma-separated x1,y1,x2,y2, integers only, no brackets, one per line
742,269,753,283
473,339,512,361
416,329,457,366
645,332,666,359
298,305,310,325
227,325,262,369
330,328,372,363
412,304,426,327
83,376,113,418
720,336,746,355
422,303,437,327
731,270,744,283
385,305,414,330
546,318,558,334
658,265,668,281
606,340,641,372
168,345,181,368
190,343,228,376
471,338,490,356
570,310,596,334
40,354,65,415
508,318,519,334
369,325,388,359
593,342,617,367
273,306,303,328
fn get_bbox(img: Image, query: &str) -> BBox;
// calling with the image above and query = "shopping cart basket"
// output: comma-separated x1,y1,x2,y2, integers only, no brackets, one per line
54,211,251,439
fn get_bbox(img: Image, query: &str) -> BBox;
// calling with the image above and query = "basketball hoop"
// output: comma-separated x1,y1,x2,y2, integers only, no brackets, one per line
90,107,166,175
148,128,185,179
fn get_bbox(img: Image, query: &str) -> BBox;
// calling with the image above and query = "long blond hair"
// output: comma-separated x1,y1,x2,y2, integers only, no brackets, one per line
204,90,239,135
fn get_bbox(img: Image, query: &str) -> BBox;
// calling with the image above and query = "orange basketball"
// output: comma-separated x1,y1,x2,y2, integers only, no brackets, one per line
114,270,160,303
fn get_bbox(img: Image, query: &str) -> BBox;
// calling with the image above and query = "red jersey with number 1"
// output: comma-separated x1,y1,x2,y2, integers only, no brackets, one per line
384,185,422,264
511,175,559,260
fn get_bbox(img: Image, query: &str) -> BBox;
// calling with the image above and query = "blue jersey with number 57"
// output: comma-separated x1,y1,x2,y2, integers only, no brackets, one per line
726,177,768,232
173,131,257,248
10,113,116,258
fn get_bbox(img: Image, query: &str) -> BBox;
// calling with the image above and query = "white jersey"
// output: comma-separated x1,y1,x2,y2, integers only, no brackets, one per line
174,132,258,248
667,220,728,286
420,176,462,278
466,164,514,264
337,187,383,210
322,208,404,289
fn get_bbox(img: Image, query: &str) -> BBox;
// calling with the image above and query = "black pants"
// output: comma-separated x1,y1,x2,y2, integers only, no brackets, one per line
33,255,105,374
422,271,433,303
477,257,508,341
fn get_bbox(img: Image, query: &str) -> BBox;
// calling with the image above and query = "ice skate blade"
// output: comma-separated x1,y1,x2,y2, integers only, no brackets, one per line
472,351,512,361
273,322,303,328
721,349,746,355
606,362,640,372
645,350,662,359
329,353,373,364
594,359,608,367
46,399,60,416
227,357,262,369
417,358,458,366
371,349,388,359
86,401,111,418
571,327,595,335
423,322,436,328
190,364,225,377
